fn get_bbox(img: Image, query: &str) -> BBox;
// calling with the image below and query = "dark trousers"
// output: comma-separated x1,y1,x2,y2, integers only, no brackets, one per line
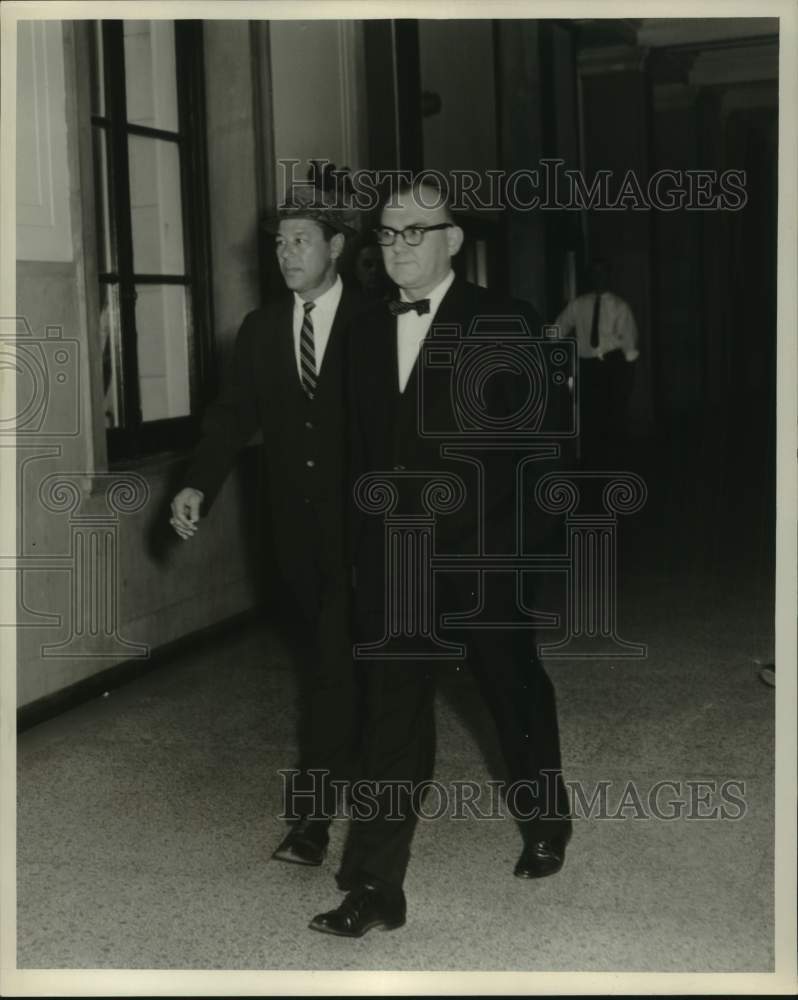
578,352,636,465
284,503,360,820
461,627,571,839
340,570,570,894
337,660,437,897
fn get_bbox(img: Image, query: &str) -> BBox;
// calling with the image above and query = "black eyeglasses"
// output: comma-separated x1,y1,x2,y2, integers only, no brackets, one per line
373,223,454,247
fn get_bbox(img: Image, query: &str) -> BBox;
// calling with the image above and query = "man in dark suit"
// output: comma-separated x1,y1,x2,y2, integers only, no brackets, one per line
170,192,362,868
309,180,572,938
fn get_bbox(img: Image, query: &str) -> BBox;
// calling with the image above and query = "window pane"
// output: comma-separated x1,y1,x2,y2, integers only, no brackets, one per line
99,283,123,428
92,126,113,273
123,20,179,132
88,21,105,116
128,135,185,274
135,284,190,422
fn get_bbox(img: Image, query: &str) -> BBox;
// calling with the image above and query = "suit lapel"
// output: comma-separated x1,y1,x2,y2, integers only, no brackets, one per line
317,285,354,384
356,300,399,460
375,300,399,410
271,296,300,391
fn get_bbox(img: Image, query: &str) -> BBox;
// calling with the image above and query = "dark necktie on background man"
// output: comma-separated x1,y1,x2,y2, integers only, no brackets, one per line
590,292,602,350
300,301,317,399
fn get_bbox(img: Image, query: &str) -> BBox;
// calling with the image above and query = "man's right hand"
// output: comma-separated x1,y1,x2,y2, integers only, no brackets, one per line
170,487,204,539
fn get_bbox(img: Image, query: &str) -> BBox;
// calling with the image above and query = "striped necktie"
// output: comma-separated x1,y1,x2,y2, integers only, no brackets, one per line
300,300,317,399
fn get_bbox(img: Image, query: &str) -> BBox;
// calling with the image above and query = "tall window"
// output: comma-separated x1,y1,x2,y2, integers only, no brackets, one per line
88,20,213,460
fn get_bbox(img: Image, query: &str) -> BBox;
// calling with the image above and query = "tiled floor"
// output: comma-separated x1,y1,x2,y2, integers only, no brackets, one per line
17,419,777,971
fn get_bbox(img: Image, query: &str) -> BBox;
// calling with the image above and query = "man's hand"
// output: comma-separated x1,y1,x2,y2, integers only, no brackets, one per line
170,487,204,539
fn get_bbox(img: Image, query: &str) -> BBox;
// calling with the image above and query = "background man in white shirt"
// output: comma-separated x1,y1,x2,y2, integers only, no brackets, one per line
555,259,640,464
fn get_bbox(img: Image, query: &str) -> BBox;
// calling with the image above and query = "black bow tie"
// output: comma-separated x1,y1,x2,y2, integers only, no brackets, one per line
388,298,431,316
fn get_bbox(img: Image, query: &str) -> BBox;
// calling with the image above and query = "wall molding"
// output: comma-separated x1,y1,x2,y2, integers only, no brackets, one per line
250,20,277,218
336,20,367,171
688,42,779,87
16,20,73,262
653,82,700,112
578,44,649,76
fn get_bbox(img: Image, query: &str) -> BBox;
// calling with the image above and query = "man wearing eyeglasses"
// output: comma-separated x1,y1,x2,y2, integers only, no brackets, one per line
308,179,571,938
169,189,364,872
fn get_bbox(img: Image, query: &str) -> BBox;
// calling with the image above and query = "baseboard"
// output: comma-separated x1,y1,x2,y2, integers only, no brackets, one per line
17,606,263,734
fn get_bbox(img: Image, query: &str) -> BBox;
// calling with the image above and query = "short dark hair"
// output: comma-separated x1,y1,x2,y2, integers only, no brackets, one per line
587,258,609,279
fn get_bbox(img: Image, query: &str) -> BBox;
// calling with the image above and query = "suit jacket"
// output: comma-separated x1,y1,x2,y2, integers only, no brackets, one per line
348,277,567,625
184,284,364,616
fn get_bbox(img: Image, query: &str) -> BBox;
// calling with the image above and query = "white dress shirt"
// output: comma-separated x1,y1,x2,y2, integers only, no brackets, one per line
554,290,640,362
396,270,456,393
292,275,343,380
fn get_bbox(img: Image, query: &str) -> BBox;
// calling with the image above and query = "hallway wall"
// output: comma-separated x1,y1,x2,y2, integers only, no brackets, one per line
14,21,263,708
418,20,498,180
269,19,367,196
13,17,780,710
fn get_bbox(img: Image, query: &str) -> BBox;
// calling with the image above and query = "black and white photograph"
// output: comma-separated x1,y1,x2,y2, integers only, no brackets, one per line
2,0,796,995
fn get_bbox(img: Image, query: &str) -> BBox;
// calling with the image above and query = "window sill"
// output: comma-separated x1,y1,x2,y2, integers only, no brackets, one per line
94,439,261,496
80,449,191,499
106,448,189,479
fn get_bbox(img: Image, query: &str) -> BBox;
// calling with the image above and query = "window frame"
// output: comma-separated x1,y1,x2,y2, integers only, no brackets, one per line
89,19,215,462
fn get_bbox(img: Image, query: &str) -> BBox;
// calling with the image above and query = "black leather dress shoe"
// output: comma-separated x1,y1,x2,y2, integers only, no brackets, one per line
309,884,406,938
272,818,330,866
514,832,570,879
